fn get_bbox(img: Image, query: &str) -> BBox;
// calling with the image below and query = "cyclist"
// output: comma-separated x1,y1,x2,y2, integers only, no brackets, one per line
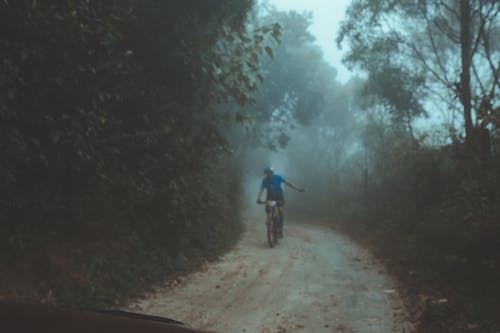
257,167,305,238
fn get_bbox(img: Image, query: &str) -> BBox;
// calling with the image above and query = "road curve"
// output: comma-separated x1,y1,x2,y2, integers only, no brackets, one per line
127,217,406,333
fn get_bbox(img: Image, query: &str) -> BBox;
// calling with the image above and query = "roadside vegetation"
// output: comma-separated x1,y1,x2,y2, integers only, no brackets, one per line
0,0,271,307
283,1,500,331
1,1,500,332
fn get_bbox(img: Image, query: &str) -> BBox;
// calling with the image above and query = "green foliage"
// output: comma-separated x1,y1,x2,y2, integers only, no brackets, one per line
338,0,500,141
292,103,500,330
236,8,337,150
0,0,267,306
209,22,282,106
362,65,427,123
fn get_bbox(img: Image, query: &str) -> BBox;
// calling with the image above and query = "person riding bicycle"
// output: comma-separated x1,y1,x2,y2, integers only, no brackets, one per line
257,167,305,238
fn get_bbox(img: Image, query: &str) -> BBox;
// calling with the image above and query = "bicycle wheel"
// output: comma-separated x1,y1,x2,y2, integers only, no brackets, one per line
267,217,274,248
272,209,279,245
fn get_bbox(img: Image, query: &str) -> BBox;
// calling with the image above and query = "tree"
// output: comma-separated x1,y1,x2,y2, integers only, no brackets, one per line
338,0,500,143
0,0,276,225
0,0,288,305
238,8,337,150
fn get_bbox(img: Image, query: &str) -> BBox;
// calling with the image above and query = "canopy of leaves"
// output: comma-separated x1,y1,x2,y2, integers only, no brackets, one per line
237,8,338,150
338,0,500,138
0,0,286,305
0,0,268,217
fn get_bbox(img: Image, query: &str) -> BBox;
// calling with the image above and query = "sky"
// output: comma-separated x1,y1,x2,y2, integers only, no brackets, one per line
266,0,353,83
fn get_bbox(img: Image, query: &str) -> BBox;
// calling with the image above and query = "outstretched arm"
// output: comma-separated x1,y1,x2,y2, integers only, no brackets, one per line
257,189,264,203
284,180,305,192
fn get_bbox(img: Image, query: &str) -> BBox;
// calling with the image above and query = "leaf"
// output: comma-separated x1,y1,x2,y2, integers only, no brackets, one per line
51,130,61,144
272,23,282,42
265,46,273,59
251,52,259,63
7,89,16,101
235,113,245,124
273,23,281,34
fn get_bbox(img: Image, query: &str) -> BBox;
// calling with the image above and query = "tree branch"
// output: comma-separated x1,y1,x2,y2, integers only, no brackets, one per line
439,0,461,21
426,20,452,83
482,16,500,90
472,61,488,98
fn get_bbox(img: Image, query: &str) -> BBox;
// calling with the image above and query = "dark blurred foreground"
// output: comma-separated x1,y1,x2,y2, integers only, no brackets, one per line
0,1,256,306
0,302,213,333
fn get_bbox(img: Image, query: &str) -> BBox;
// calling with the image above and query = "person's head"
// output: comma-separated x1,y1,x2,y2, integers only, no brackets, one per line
264,167,274,179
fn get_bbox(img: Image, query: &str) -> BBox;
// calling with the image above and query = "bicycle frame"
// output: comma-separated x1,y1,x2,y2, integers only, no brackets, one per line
262,201,279,248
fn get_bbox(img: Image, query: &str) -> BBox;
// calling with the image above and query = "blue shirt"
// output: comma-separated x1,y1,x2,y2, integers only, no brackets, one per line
261,174,286,198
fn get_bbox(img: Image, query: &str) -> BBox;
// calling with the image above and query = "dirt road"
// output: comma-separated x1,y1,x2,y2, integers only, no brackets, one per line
127,218,406,333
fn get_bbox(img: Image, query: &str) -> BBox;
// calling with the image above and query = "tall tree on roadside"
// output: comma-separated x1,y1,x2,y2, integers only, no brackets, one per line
238,8,337,150
338,0,500,144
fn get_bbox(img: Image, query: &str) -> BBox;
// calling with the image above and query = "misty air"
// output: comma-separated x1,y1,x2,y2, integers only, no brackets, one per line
1,1,499,333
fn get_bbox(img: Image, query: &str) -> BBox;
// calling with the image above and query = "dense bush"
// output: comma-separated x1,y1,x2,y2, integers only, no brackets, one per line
0,0,265,306
284,87,500,332
338,135,500,331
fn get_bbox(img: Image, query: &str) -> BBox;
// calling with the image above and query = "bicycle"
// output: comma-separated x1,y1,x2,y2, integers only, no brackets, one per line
258,201,281,248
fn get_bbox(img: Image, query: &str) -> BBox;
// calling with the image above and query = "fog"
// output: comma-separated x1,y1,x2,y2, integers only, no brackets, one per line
266,0,353,82
1,1,499,331
237,3,500,329
240,0,500,219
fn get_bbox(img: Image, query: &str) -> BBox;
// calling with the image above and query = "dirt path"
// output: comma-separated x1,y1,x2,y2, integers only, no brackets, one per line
127,218,407,333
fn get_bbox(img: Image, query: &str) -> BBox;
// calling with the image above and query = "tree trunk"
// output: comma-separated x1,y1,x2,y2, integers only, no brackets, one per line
460,0,473,143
